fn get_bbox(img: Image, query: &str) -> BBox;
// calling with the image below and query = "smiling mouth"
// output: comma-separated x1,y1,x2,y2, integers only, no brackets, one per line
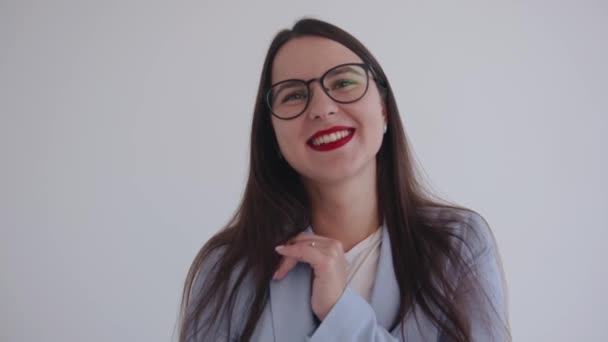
307,128,355,152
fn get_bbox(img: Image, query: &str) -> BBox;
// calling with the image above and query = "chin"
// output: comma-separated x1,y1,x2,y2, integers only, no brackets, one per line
302,160,374,186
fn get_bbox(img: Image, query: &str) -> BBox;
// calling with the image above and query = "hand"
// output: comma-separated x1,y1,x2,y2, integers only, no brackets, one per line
273,233,347,321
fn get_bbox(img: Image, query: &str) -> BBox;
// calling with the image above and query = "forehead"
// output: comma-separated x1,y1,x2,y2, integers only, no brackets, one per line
271,36,363,84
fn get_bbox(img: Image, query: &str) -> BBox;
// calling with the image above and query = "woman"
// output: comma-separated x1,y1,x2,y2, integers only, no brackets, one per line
178,18,510,342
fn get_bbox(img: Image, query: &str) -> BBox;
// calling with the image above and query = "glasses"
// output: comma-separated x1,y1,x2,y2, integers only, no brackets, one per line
266,63,372,120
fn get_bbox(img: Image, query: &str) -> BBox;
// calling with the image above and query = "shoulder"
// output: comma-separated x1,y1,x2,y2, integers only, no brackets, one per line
425,207,510,339
418,206,498,267
191,245,253,300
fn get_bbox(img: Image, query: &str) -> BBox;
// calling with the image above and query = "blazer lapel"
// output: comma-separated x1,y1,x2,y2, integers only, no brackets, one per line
369,224,401,331
269,261,317,341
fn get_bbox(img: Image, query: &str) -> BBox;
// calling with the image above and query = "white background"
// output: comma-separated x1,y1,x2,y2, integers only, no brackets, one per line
1,1,606,341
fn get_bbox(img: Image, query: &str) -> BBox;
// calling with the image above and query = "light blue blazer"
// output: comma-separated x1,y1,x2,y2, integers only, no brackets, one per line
188,210,509,341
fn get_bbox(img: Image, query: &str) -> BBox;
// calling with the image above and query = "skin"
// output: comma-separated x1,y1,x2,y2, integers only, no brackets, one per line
270,36,388,321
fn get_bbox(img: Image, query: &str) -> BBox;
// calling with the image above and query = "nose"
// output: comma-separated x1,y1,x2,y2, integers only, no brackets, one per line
306,81,339,120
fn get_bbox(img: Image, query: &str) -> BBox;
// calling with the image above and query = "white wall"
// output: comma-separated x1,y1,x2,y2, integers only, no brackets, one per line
1,1,606,341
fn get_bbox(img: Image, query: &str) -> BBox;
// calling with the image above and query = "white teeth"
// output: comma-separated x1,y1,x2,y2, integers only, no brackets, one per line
311,130,352,146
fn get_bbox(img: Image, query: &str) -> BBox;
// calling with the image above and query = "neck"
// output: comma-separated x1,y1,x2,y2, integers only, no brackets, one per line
304,163,381,252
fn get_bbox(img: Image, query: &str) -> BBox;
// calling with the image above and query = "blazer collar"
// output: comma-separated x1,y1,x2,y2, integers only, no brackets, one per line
269,224,401,340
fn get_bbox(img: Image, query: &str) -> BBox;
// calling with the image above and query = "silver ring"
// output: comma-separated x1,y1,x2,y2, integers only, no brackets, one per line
310,241,316,248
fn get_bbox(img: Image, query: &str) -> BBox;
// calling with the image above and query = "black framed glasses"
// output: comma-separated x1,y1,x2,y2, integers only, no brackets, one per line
265,63,373,120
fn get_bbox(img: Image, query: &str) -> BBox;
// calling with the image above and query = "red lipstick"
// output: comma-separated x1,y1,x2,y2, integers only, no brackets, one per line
307,126,355,152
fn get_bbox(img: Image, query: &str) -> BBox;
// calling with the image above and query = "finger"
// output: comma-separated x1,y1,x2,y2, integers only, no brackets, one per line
273,235,326,279
273,256,299,280
275,242,325,266
283,235,344,256
288,233,331,244
285,240,326,251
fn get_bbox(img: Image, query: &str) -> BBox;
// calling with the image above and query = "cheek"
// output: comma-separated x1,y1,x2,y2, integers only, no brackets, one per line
272,122,301,154
352,105,385,155
356,101,384,134
275,131,291,153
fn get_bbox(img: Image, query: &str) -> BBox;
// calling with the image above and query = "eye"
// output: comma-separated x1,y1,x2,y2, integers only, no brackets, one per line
281,91,307,104
331,79,357,90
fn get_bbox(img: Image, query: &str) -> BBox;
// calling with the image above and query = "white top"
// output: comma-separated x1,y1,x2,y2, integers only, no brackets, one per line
343,226,383,302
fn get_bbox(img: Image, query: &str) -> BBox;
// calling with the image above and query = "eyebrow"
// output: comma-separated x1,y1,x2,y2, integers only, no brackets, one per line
273,81,306,94
325,65,365,78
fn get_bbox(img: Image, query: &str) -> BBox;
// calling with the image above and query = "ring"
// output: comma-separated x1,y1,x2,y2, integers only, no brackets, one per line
310,241,316,248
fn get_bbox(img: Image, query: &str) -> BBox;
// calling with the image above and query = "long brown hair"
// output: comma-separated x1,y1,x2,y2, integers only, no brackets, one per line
178,18,506,342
